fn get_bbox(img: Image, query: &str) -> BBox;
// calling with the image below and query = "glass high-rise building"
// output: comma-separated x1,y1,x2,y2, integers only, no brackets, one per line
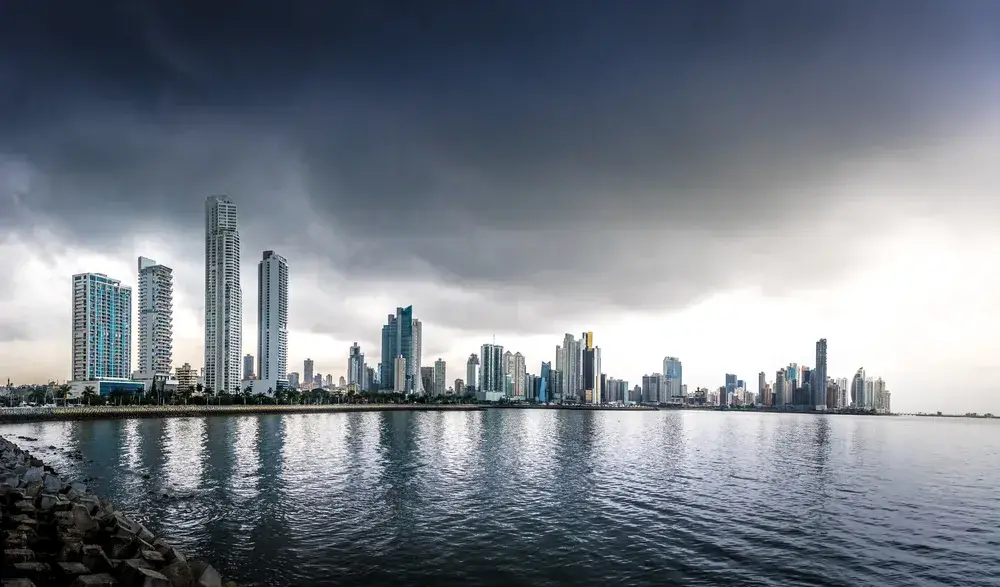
72,273,132,381
380,306,419,392
257,250,289,391
538,361,551,403
814,338,828,409
663,356,683,401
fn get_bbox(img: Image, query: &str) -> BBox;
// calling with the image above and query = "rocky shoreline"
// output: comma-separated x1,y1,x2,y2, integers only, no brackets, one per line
0,403,484,424
0,434,233,586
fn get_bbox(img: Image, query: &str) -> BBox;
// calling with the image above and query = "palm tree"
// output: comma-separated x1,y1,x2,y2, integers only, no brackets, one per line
82,386,97,405
29,388,47,405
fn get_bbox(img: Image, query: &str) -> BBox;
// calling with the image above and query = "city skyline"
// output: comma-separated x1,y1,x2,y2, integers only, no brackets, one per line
3,2,1000,413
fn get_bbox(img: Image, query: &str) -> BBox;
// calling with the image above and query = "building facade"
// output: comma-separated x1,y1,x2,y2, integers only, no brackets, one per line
348,343,365,389
72,272,132,381
465,354,480,394
204,195,242,393
814,338,828,410
433,358,446,396
479,343,504,401
243,354,254,379
136,257,173,379
663,356,683,402
256,250,289,393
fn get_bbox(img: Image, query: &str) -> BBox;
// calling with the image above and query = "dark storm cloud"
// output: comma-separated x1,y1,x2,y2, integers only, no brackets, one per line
2,0,999,328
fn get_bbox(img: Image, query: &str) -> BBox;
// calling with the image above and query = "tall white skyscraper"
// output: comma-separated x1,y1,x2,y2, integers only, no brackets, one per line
137,257,173,378
465,353,480,394
257,250,289,392
411,319,422,393
204,195,242,393
72,273,132,381
560,333,581,403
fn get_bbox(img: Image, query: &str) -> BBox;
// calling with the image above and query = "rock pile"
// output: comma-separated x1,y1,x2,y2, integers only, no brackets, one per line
0,435,235,587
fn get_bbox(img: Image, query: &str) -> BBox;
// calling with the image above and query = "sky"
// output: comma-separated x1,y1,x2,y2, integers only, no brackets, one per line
2,1,1000,413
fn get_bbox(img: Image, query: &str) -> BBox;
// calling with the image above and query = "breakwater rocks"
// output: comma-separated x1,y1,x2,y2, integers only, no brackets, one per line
0,435,234,587
0,403,484,424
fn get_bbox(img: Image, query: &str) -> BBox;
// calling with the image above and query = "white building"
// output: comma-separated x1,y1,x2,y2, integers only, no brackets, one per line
433,358,446,396
136,257,173,379
394,355,407,393
204,195,242,394
411,319,423,393
72,273,132,381
256,250,289,395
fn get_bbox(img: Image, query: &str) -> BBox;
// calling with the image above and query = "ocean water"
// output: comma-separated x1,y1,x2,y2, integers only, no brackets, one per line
3,409,999,586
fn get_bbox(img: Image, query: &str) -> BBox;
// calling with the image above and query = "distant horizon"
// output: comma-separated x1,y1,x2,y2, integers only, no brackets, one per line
3,1,999,414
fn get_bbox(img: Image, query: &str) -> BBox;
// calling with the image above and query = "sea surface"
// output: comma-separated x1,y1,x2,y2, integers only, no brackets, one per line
2,409,999,586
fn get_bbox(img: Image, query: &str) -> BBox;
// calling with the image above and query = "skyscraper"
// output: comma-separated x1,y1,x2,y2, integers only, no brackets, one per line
433,358,446,396
380,306,420,392
243,354,254,379
257,250,289,392
465,354,480,394
581,331,601,404
538,361,551,403
663,356,683,402
303,358,314,386
394,355,407,393
137,257,173,379
204,195,242,394
348,343,365,389
724,373,738,406
72,273,132,381
479,343,504,400
814,338,828,410
560,333,582,403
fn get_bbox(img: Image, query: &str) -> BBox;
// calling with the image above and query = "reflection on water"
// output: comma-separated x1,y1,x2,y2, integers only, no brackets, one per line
2,411,999,587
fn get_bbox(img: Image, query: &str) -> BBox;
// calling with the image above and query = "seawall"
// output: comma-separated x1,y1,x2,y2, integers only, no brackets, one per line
0,404,484,424
0,434,233,586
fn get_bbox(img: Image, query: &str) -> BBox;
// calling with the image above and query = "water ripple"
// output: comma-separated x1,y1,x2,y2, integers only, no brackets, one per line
2,411,999,586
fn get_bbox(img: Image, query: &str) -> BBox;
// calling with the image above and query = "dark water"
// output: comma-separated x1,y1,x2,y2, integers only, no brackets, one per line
2,410,999,586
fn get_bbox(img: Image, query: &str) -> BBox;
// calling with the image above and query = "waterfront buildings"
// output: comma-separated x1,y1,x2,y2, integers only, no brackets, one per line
453,378,464,395
380,306,421,393
393,355,407,393
420,367,434,395
433,359,446,396
303,359,314,387
479,343,504,401
174,362,197,390
556,333,581,403
724,374,738,407
814,338,828,410
663,356,683,402
252,250,289,395
204,195,242,394
852,368,866,407
348,343,365,389
466,354,480,394
287,372,300,389
136,257,173,380
538,361,551,403
243,354,254,380
581,332,601,405
72,272,132,381
642,373,665,404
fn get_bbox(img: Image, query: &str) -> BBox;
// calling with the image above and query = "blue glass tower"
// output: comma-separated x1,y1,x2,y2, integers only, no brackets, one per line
539,361,551,403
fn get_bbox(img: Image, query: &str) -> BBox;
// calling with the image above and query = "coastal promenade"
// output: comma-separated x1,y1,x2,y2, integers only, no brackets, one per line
0,403,483,424
0,433,235,586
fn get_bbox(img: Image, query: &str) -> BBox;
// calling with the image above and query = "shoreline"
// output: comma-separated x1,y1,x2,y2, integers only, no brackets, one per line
0,434,235,586
0,403,483,424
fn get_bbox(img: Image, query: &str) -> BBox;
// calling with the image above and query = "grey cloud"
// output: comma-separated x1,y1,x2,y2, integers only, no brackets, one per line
2,0,1000,337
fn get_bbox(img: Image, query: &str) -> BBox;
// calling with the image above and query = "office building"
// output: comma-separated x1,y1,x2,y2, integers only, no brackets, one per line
814,338,828,409
724,373,738,407
420,366,434,395
348,343,365,389
72,272,132,381
851,368,866,407
136,257,173,379
394,355,407,393
453,378,464,395
538,361,551,403
380,306,420,392
287,372,300,389
479,343,504,401
663,356,683,402
642,373,665,404
466,354,480,394
581,332,601,405
557,333,581,403
433,358,446,396
303,359,314,387
204,195,242,394
243,354,254,380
